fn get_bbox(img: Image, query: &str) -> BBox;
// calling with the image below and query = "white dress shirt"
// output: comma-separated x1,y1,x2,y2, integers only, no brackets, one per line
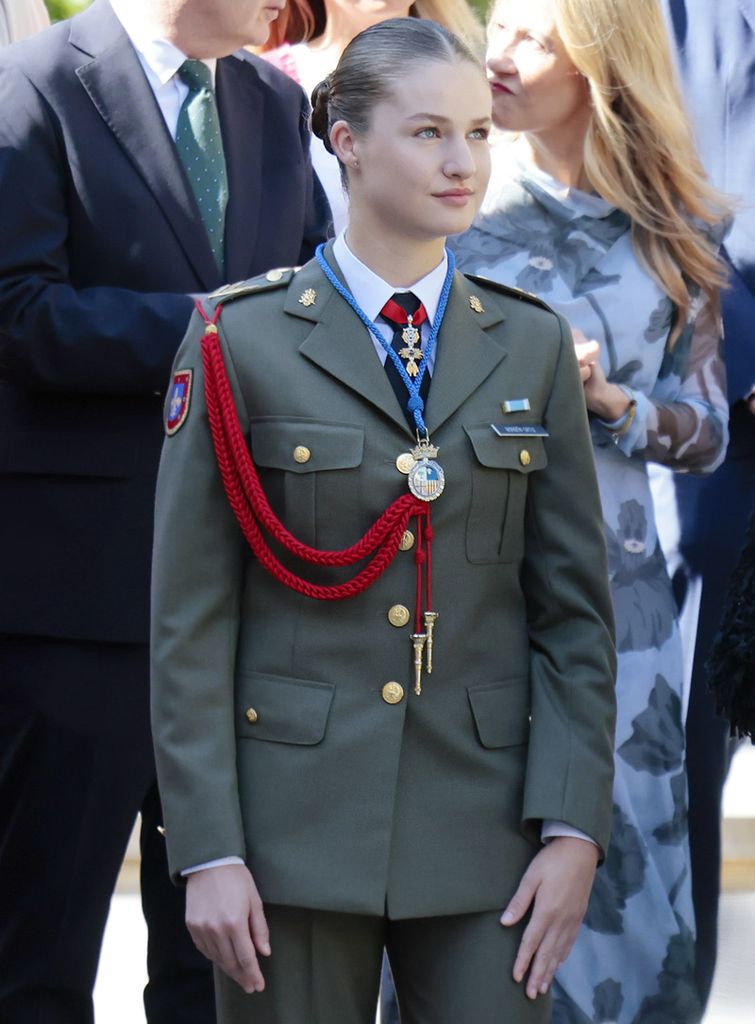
109,0,216,138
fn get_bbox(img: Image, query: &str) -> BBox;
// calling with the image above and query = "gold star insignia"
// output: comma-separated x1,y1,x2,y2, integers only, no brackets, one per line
469,295,484,313
298,288,317,307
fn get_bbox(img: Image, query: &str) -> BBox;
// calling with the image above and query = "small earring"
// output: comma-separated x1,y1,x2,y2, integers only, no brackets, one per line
352,158,359,168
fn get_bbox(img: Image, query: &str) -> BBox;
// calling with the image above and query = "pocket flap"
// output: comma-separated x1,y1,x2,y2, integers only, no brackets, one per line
467,679,531,748
250,418,364,474
236,671,335,745
464,425,547,473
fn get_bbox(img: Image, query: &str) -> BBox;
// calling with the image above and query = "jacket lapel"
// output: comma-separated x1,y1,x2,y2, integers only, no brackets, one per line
70,0,221,290
287,247,509,437
217,55,263,283
425,274,508,434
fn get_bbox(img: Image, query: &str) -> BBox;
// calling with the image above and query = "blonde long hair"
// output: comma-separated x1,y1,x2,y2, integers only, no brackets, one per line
554,0,730,339
263,0,485,58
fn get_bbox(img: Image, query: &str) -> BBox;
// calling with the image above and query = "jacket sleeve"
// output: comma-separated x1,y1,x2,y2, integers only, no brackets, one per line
295,85,332,263
521,312,618,854
150,308,250,881
0,64,194,394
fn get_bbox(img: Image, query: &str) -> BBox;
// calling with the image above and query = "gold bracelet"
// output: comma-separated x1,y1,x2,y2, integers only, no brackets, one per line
610,388,637,442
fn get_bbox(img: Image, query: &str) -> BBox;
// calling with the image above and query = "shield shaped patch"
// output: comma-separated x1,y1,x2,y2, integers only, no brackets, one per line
166,369,193,435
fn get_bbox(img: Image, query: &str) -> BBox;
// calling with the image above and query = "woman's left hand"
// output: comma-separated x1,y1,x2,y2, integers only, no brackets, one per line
501,836,600,1000
572,328,632,421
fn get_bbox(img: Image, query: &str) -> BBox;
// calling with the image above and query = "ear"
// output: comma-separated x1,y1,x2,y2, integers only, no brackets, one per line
330,119,360,171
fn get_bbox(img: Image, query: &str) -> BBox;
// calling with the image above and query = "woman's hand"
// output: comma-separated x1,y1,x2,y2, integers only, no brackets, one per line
572,328,632,421
185,864,270,993
501,836,600,999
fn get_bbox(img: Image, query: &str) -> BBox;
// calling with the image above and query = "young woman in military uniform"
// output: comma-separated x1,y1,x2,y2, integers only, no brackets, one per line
150,18,617,1023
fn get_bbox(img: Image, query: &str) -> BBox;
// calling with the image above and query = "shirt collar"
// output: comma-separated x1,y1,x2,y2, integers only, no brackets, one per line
109,0,217,87
332,233,448,326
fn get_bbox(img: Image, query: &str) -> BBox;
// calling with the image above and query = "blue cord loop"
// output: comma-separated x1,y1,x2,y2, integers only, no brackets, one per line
315,243,455,436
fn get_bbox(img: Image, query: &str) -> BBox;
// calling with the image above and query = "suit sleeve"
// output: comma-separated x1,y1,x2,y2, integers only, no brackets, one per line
150,308,249,881
0,64,194,394
295,86,332,262
521,312,617,854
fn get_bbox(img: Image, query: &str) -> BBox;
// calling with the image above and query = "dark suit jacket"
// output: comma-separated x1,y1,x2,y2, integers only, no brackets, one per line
151,253,617,917
662,0,755,570
0,0,328,645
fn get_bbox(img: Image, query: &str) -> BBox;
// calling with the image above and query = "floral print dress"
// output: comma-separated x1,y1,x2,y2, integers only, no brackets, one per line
452,144,728,1024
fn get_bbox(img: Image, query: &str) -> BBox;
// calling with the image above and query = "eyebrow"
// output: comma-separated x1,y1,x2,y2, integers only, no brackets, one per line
405,113,492,126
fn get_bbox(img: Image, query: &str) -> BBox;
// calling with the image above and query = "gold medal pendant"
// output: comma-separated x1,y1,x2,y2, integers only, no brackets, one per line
407,439,445,502
399,316,423,378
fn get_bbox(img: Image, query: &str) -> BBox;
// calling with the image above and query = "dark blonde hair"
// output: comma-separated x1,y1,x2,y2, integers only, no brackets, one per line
551,0,731,340
310,18,484,184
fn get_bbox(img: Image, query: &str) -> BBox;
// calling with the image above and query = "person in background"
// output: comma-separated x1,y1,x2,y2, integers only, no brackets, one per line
0,0,48,45
0,0,327,1020
261,0,484,233
656,1,755,1009
150,17,616,1023
452,0,730,1020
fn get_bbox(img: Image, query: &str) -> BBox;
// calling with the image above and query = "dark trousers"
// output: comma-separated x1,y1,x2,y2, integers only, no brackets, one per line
0,636,214,1024
215,904,550,1024
676,415,755,1007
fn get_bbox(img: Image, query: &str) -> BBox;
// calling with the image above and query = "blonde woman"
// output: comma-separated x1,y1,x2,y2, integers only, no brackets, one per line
260,0,484,233
452,0,730,1020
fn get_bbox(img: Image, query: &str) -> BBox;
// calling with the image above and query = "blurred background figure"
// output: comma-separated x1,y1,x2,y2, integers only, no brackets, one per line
0,0,49,45
657,0,755,1012
453,0,731,1020
260,0,484,232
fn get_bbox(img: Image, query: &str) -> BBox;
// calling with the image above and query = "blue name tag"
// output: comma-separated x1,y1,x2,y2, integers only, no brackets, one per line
491,423,549,437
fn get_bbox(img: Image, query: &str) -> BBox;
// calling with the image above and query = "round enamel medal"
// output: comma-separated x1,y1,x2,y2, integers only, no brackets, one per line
408,458,445,501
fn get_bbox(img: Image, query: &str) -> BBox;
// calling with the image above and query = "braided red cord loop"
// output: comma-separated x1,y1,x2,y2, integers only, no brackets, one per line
196,305,430,600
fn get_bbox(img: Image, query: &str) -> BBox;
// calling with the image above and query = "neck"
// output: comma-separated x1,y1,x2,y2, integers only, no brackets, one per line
143,1,236,58
521,117,591,190
344,224,446,289
312,3,411,62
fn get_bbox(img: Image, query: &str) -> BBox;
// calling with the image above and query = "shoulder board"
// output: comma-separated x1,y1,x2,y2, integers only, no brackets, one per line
208,267,298,304
463,273,555,314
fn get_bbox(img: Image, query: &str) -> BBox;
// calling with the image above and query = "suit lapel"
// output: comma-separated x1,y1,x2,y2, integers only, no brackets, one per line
217,56,263,283
425,274,508,434
287,247,509,437
70,0,221,290
287,249,413,434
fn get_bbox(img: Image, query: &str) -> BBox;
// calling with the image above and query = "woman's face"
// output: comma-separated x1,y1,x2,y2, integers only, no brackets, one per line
345,59,492,245
486,0,590,137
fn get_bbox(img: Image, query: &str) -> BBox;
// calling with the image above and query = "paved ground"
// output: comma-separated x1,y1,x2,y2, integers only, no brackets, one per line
95,746,755,1023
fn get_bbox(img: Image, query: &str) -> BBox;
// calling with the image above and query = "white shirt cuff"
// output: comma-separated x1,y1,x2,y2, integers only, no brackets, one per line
541,820,598,847
181,856,245,877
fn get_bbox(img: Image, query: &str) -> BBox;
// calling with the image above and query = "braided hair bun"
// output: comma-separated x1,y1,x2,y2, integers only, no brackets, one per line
310,76,334,154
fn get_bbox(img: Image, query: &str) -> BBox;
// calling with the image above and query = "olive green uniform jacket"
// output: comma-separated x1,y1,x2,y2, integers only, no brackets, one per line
150,247,617,920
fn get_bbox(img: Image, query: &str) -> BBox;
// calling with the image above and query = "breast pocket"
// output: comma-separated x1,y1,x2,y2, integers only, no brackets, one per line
464,425,547,564
249,418,364,548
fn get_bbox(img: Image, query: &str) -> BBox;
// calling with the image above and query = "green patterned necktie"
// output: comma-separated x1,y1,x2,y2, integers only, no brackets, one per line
175,59,228,275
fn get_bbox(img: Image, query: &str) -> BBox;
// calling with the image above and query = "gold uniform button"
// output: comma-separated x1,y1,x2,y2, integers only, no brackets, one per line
266,268,284,282
293,445,311,464
245,707,259,724
399,530,415,552
395,452,415,475
387,604,411,628
519,449,531,467
382,682,405,705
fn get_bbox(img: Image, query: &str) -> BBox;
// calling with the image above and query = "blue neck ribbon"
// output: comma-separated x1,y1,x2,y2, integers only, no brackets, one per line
315,243,455,437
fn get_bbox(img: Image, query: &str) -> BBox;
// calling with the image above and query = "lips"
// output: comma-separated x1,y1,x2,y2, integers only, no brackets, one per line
433,189,474,198
489,81,514,95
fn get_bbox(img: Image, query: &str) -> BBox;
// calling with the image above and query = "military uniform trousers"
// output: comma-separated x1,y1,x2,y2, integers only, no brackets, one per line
214,904,551,1024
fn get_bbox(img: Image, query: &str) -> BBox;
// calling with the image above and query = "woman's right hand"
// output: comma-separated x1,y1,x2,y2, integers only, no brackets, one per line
185,863,270,993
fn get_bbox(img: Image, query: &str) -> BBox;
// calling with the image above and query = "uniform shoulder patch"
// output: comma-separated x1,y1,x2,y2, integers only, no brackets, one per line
166,369,193,436
209,268,298,305
463,273,555,314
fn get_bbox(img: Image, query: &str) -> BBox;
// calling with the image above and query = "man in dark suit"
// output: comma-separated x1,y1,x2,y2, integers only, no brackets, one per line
661,0,755,1008
0,0,328,1020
